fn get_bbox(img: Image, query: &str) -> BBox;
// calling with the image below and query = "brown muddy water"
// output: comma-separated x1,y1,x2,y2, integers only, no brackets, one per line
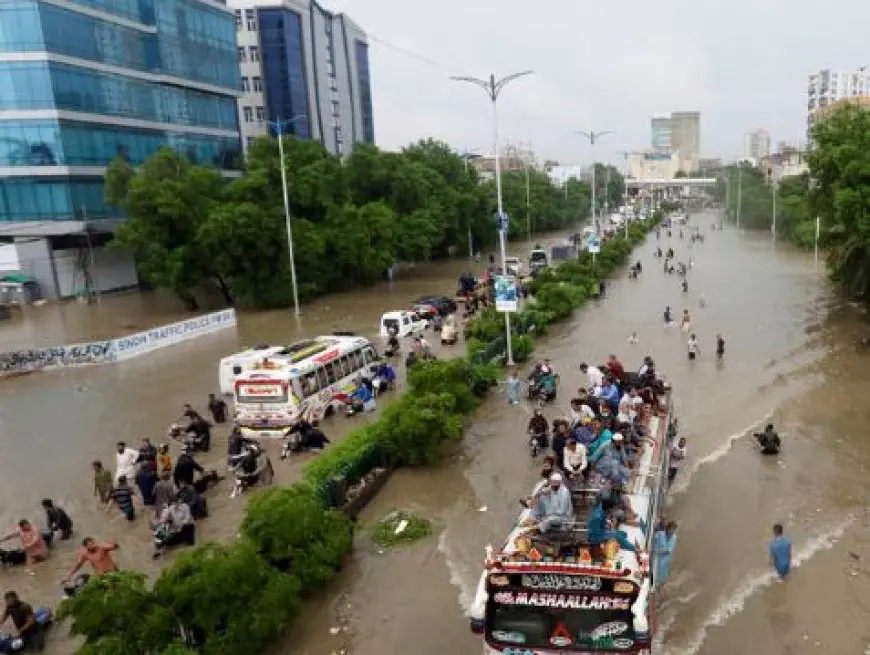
0,230,572,653
287,213,870,655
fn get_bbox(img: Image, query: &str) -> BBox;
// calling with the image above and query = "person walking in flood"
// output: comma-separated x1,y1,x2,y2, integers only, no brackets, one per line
680,309,691,333
769,523,792,579
505,371,521,405
716,333,726,361
663,306,673,326
653,521,678,588
207,393,228,424
687,333,701,360
41,499,73,541
92,460,113,504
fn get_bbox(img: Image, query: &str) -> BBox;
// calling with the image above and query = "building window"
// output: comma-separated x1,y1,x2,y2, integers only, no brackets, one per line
234,9,241,30
243,106,253,122
245,8,256,30
331,100,340,116
246,136,255,149
238,47,246,63
252,76,262,92
327,60,335,77
255,106,265,122
240,76,249,92
249,46,259,62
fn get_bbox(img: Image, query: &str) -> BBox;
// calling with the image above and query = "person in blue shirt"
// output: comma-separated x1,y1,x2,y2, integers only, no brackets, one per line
769,523,792,579
375,362,397,391
653,521,678,588
587,501,635,552
598,378,620,413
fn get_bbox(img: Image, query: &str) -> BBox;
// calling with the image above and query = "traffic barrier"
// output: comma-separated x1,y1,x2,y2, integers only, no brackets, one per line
0,309,237,375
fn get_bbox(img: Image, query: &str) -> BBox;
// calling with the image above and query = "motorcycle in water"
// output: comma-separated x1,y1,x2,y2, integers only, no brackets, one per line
0,607,52,653
229,443,273,498
528,431,549,458
528,380,557,408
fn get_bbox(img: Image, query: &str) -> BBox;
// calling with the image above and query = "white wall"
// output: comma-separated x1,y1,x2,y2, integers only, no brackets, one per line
0,244,20,273
53,246,138,298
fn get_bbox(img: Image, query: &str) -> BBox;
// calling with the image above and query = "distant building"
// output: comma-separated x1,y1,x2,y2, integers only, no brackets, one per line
807,67,870,142
698,158,724,176
743,129,771,162
472,142,538,180
229,0,375,156
547,165,592,187
759,146,809,184
628,151,680,180
649,112,701,173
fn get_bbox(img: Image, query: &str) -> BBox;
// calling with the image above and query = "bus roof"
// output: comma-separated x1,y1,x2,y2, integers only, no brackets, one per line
233,334,372,379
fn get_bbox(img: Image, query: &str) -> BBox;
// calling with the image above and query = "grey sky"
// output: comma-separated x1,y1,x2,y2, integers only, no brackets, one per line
329,0,870,165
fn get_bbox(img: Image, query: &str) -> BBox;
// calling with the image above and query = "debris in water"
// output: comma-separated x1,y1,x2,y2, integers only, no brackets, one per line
329,627,341,636
849,551,860,561
394,519,409,535
478,506,488,512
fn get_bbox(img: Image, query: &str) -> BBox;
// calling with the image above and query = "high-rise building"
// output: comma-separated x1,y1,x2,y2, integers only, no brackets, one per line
650,115,672,151
230,0,374,156
743,129,771,162
649,112,701,173
0,0,242,297
807,67,870,141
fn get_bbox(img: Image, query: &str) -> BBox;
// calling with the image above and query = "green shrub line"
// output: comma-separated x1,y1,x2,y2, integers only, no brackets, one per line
60,213,662,654
370,511,433,548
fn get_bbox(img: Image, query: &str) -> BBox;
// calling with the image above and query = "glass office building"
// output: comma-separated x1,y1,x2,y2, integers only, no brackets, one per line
231,0,374,156
0,0,242,229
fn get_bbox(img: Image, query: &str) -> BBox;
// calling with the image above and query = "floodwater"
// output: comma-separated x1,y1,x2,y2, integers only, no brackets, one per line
287,212,870,655
0,230,572,653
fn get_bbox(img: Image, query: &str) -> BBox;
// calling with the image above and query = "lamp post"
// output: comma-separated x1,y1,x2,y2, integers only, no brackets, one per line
736,165,743,230
524,154,532,242
458,147,481,262
616,150,630,238
574,130,615,234
772,177,777,243
268,114,307,316
450,71,534,366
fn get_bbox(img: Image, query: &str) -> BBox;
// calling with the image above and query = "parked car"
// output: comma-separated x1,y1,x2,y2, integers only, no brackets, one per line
411,295,458,317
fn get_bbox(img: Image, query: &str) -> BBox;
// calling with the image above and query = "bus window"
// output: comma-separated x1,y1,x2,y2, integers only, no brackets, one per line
363,348,376,364
302,372,319,397
325,362,337,384
350,350,363,372
316,366,328,389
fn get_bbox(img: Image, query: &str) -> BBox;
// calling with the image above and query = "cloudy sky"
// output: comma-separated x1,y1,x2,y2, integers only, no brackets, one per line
328,0,870,165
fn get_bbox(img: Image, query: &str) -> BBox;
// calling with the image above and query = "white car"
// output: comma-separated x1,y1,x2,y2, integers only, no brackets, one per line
379,311,427,338
505,256,522,276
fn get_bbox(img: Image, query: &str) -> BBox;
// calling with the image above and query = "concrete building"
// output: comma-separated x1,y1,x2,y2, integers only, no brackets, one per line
649,111,701,173
650,115,672,151
546,165,591,187
759,147,809,184
472,142,538,181
743,129,771,163
0,0,243,298
628,150,680,180
807,67,870,141
229,0,374,156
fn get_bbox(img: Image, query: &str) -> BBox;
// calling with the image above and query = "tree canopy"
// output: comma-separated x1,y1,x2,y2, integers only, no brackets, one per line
106,138,601,309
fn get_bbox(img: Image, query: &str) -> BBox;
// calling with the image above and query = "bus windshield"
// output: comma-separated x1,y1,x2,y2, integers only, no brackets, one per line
235,380,291,405
486,605,636,651
529,250,548,263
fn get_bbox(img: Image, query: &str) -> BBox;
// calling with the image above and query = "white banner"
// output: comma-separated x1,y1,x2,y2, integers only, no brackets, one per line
495,275,518,313
113,309,237,360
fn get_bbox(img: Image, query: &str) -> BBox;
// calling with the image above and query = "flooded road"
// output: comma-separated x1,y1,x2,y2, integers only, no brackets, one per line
288,212,870,655
0,229,574,653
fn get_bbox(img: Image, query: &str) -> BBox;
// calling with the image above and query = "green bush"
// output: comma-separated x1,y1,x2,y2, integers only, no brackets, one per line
241,486,354,591
153,542,301,655
535,283,577,319
407,358,478,414
302,424,384,491
370,511,433,547
468,361,500,396
379,391,464,465
510,333,535,363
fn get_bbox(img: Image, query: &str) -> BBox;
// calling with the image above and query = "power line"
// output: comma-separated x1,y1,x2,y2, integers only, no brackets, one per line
366,33,462,75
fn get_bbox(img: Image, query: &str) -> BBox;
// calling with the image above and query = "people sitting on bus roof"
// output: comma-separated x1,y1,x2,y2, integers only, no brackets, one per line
530,473,573,533
585,419,614,459
520,456,558,508
562,439,587,479
569,396,596,427
590,432,630,470
587,501,636,553
596,376,620,413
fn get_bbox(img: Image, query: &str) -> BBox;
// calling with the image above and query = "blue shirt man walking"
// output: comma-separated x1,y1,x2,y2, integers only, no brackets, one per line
769,523,792,579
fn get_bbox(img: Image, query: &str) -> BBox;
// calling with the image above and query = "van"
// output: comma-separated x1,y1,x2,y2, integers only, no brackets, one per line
379,311,426,338
218,344,291,395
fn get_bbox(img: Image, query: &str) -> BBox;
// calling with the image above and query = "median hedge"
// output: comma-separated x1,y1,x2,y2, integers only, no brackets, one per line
59,213,660,654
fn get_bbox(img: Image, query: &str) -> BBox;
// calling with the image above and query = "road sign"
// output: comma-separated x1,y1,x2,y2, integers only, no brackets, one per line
586,233,601,254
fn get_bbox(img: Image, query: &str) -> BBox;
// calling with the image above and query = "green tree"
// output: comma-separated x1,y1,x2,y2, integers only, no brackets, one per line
241,486,353,590
106,148,228,309
153,542,301,655
808,103,870,297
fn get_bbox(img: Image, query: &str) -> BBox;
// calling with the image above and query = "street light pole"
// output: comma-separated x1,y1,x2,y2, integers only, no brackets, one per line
268,114,307,316
574,130,615,234
525,161,531,242
771,178,777,242
736,165,743,230
451,71,534,367
460,148,481,262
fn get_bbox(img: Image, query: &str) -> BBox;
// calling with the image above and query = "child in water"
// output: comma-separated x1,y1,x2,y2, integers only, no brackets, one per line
680,309,691,333
628,330,639,345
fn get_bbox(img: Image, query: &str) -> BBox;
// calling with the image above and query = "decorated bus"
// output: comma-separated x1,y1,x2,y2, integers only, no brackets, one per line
232,334,378,437
468,392,677,654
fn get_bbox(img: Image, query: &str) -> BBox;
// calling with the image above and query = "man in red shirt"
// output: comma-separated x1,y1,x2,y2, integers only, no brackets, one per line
606,354,625,382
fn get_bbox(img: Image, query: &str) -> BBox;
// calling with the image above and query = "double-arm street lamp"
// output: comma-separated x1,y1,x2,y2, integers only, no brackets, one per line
573,130,615,234
268,114,307,316
450,71,533,366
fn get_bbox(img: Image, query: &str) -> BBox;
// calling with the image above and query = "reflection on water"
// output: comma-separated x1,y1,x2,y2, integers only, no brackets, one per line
287,212,870,655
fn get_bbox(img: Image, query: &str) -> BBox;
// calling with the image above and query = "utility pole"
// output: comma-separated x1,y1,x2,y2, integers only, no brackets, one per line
524,155,531,242
573,130,615,234
772,177,777,242
451,70,534,366
459,148,481,262
736,165,743,230
268,114,307,316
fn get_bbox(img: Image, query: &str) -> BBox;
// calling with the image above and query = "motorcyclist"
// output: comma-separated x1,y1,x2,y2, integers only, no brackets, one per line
373,361,396,392
184,414,211,452
284,420,330,455
231,443,274,494
385,331,400,357
755,424,781,455
0,590,43,652
537,369,558,401
527,410,549,449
